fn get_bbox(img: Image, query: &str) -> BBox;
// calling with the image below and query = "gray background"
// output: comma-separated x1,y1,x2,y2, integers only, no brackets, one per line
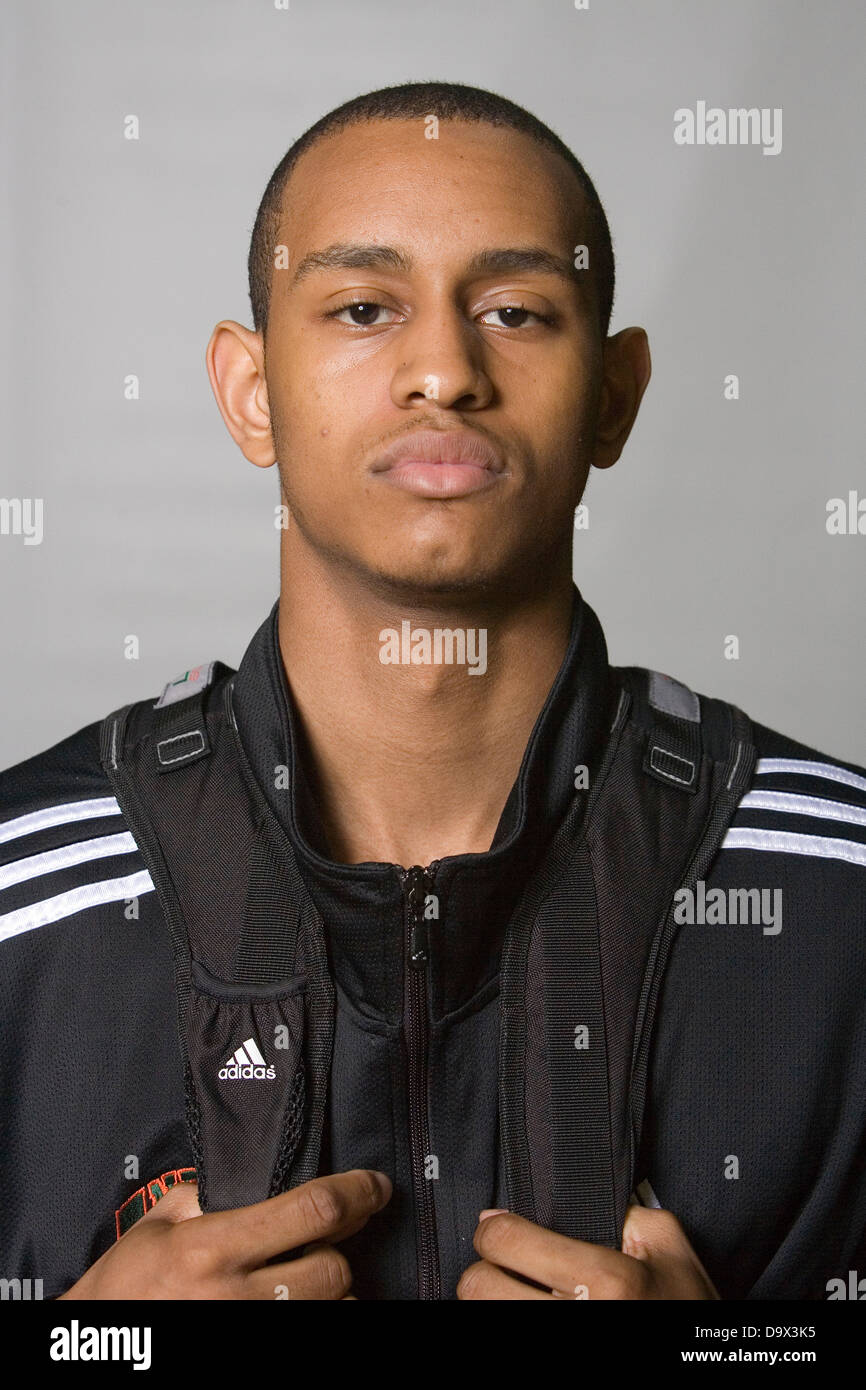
1,0,863,770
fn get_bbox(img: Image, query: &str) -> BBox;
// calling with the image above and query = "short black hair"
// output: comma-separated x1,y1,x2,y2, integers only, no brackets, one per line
248,81,615,340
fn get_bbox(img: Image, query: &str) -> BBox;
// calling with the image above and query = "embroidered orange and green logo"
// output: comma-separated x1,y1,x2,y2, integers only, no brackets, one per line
115,1167,197,1240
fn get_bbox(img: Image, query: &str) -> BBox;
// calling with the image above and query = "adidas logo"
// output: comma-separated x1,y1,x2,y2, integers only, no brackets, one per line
218,1037,276,1081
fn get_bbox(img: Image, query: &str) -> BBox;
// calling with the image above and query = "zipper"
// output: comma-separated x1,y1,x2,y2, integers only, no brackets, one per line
401,860,440,1301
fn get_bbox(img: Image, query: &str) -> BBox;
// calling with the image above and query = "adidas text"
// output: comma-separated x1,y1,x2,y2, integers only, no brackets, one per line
219,1061,276,1080
219,1037,275,1080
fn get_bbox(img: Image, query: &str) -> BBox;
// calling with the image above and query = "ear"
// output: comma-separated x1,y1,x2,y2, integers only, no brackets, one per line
591,327,652,471
206,321,276,468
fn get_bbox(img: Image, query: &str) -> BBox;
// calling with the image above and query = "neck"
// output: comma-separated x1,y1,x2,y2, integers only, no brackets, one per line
277,537,575,867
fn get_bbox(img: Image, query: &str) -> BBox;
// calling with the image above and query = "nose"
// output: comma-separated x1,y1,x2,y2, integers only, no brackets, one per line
389,304,494,412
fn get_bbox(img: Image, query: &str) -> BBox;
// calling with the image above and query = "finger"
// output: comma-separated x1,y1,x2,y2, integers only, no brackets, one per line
621,1203,689,1258
203,1169,392,1268
621,1206,720,1299
138,1182,203,1227
457,1259,556,1301
243,1243,353,1301
473,1211,646,1299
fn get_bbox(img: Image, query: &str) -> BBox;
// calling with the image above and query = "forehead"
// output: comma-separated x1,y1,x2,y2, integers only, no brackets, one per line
277,119,588,265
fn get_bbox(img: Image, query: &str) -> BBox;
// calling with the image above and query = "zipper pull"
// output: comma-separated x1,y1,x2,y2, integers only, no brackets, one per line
405,865,433,970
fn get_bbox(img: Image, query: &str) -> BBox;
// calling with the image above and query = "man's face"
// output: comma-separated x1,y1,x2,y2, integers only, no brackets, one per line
263,118,605,602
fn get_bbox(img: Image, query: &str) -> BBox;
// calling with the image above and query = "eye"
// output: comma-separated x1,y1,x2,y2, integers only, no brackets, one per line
478,305,553,328
329,300,401,327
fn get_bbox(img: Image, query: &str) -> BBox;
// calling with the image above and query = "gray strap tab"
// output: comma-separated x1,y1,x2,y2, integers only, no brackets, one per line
648,670,700,723
155,662,216,709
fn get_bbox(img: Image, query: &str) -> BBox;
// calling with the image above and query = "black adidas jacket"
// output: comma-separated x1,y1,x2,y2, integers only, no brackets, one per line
2,588,866,1300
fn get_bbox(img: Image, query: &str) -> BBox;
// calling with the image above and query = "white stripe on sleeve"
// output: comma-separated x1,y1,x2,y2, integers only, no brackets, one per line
0,870,155,942
0,832,139,891
738,790,866,828
721,827,866,868
755,759,866,795
0,797,122,845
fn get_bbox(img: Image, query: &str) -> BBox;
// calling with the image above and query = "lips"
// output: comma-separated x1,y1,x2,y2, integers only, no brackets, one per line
370,429,505,499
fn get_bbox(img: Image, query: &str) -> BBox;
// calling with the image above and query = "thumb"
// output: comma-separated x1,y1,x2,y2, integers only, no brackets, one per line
139,1181,203,1227
621,1204,720,1299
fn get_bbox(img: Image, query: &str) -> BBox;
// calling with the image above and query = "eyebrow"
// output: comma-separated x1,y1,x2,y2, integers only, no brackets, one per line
290,242,582,288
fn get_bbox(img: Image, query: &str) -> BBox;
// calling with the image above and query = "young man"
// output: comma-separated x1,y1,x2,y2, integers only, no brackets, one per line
1,83,864,1302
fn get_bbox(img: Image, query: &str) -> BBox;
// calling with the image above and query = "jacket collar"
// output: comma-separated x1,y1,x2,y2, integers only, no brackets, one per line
232,585,617,1020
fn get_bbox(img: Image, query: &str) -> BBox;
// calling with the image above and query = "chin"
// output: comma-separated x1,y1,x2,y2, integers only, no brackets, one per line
297,515,537,605
363,549,543,611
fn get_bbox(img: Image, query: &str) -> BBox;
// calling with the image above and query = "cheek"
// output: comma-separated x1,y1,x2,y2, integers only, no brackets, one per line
275,429,367,535
268,375,337,470
519,359,598,445
274,353,374,453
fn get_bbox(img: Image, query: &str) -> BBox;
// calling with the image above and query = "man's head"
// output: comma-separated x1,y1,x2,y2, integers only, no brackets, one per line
207,82,650,607
247,83,616,344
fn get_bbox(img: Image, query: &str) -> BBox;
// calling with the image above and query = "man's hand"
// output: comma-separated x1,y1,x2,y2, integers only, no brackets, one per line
457,1203,720,1300
58,1168,392,1300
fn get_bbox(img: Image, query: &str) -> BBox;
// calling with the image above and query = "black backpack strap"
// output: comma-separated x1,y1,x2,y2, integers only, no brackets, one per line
222,675,335,1198
502,665,755,1249
626,673,755,1170
499,683,632,1247
99,665,334,1214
